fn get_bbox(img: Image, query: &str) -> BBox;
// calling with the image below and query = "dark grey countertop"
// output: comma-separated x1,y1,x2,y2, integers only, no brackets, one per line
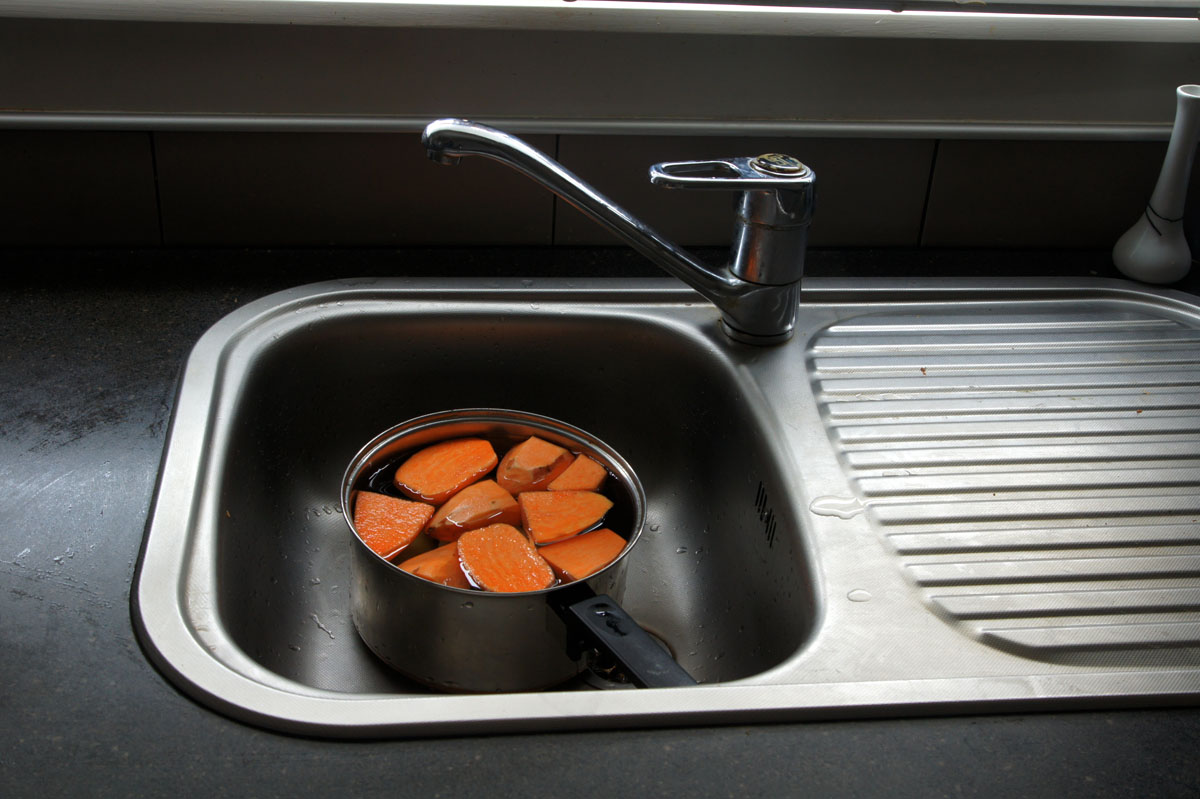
2,247,1199,798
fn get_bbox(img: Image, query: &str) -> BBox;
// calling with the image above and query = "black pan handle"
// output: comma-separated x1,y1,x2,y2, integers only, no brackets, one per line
550,583,698,688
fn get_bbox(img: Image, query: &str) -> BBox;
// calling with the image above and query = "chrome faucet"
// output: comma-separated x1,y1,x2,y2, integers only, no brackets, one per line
422,119,815,345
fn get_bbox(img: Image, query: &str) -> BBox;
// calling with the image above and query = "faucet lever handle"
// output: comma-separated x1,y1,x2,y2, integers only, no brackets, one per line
649,155,813,190
652,154,815,290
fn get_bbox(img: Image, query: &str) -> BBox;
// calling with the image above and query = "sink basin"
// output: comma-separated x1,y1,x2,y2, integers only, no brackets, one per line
136,276,1200,736
213,286,811,691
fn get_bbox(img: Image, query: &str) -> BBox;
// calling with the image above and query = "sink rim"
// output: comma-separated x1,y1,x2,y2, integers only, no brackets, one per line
135,276,816,734
134,275,1200,737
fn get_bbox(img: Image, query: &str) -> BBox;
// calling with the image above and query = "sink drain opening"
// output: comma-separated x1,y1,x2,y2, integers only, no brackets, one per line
579,625,681,690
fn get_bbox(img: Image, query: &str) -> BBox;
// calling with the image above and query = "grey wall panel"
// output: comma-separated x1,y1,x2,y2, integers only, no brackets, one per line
0,130,159,246
154,132,554,246
0,19,1196,134
922,140,1200,248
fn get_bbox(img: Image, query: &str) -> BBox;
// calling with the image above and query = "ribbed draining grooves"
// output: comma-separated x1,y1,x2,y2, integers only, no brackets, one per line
809,308,1200,664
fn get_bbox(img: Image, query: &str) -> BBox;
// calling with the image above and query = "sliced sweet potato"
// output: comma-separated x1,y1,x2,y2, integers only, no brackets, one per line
352,491,435,560
394,437,497,504
427,479,520,542
496,436,573,495
456,523,556,592
538,528,626,581
518,490,613,545
547,454,608,492
398,542,471,588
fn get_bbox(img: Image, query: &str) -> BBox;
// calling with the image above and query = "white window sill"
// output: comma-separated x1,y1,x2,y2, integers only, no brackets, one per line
0,0,1197,43
0,2,1196,136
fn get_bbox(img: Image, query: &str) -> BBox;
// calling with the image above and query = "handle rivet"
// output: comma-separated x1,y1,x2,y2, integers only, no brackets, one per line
751,153,806,176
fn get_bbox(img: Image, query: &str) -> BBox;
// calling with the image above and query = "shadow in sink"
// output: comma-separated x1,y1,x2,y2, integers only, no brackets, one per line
213,306,814,694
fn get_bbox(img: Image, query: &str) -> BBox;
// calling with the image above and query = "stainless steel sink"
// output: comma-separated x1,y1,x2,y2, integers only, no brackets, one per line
135,276,1200,736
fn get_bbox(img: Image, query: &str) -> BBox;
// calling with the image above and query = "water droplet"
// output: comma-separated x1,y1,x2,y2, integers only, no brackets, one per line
648,523,661,532
288,644,301,652
310,613,335,639
847,589,873,602
461,601,474,609
675,547,688,554
808,495,866,520
310,577,322,585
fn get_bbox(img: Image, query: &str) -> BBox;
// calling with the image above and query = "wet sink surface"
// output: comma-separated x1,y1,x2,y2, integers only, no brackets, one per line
215,292,811,692
136,276,1200,736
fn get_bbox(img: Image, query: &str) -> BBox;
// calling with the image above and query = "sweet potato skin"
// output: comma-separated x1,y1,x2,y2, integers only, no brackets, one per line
496,436,573,495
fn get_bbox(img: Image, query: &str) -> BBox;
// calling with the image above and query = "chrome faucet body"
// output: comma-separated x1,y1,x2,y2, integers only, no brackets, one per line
422,119,814,344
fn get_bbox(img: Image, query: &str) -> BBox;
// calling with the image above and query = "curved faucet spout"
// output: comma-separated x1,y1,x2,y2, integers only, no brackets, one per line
422,119,732,293
422,119,813,344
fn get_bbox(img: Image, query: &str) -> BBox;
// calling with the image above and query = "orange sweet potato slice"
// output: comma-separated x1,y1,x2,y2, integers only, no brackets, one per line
547,454,608,492
538,528,626,581
456,523,556,592
394,437,498,504
427,479,521,542
518,490,613,545
352,491,435,560
398,542,471,588
496,436,573,495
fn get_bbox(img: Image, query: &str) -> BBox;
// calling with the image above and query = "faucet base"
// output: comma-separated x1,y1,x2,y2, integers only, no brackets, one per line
720,321,795,346
714,279,801,345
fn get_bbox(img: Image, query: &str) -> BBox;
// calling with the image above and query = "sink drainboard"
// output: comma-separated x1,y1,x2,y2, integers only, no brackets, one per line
808,307,1200,666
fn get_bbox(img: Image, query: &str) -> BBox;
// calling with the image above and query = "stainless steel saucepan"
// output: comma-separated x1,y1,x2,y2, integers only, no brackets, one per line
341,409,696,693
